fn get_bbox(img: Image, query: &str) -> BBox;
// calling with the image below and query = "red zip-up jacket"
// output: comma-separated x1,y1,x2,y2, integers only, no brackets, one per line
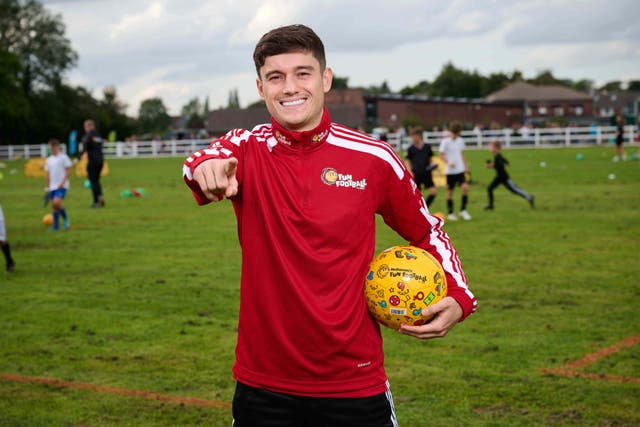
183,108,476,398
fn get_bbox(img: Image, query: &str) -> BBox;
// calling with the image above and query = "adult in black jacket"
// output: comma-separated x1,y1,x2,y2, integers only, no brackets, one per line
81,119,105,207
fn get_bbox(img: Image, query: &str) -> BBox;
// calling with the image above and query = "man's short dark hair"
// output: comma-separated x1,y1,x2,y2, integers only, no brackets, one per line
253,24,326,76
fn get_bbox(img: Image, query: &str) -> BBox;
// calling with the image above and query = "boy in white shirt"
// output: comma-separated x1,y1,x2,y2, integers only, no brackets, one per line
439,121,471,220
45,138,72,230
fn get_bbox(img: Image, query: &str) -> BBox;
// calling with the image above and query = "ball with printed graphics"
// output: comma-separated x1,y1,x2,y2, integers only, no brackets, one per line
364,245,447,330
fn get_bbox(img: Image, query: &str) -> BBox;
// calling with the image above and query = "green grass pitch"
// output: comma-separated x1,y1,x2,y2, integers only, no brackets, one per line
0,144,638,426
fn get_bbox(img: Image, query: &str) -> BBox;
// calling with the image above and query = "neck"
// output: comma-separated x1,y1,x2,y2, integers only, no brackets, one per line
271,107,331,147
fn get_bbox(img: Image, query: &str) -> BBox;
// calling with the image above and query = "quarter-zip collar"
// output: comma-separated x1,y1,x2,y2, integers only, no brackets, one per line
271,107,331,149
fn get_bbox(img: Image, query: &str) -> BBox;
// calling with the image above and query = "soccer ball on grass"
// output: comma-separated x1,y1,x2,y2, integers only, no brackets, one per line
364,245,447,329
42,213,53,227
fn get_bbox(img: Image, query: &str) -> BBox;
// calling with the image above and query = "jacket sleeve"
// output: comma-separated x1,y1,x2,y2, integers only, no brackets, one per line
182,128,247,205
377,152,477,320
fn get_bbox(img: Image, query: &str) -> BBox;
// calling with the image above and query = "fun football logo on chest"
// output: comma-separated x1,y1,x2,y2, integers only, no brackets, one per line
321,167,367,190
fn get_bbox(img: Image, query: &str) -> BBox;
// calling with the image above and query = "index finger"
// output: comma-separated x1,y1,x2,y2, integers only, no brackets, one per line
193,163,222,201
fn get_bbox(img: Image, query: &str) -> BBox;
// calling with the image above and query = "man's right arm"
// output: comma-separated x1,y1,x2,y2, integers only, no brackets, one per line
182,130,246,205
190,158,239,203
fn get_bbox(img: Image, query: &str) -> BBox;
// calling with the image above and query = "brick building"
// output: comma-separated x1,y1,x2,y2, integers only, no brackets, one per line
202,83,599,135
486,81,593,125
592,91,640,122
365,93,522,130
204,88,367,134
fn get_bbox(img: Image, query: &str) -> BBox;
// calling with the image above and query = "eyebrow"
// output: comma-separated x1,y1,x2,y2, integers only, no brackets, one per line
263,65,315,80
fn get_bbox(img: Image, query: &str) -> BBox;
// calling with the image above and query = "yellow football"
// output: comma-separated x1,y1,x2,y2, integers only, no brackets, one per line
364,245,447,329
432,212,446,222
42,213,54,227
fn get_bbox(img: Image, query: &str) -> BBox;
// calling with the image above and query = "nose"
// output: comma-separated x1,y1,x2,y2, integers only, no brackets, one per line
282,76,297,95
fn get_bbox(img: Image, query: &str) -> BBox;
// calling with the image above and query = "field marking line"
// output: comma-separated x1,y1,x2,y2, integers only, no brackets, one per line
0,372,231,409
541,334,640,383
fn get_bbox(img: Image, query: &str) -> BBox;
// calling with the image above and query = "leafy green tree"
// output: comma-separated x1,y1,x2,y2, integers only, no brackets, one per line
27,83,98,145
27,83,134,146
528,70,572,87
0,48,29,143
509,70,524,82
227,88,240,109
182,97,202,117
332,75,349,89
0,0,77,95
572,79,594,93
599,81,622,92
95,86,135,141
138,97,171,135
627,80,640,91
429,62,483,98
399,80,430,95
181,96,205,128
366,80,391,95
483,72,513,95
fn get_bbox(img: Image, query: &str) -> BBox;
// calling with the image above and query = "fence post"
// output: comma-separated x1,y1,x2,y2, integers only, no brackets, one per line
565,128,571,146
504,129,511,148
596,127,602,145
534,128,540,147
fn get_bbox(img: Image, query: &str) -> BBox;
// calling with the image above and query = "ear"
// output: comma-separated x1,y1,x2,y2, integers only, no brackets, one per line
256,77,265,100
323,67,333,93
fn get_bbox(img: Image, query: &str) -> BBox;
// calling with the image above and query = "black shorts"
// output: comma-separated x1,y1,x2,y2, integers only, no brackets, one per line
414,172,434,189
446,172,466,189
232,381,397,427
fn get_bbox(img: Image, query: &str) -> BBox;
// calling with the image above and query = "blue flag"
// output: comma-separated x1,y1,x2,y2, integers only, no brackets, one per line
68,130,78,155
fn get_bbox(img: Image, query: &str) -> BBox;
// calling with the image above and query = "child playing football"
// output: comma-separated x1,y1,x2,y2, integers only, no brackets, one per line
484,140,534,210
45,138,72,230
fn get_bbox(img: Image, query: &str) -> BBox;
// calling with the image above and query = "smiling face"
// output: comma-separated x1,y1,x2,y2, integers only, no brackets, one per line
256,51,332,132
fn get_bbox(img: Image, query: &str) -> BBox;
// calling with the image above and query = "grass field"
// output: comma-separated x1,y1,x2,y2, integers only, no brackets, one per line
0,144,639,426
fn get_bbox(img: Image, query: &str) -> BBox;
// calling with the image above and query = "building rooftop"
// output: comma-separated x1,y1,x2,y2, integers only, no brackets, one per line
487,81,591,102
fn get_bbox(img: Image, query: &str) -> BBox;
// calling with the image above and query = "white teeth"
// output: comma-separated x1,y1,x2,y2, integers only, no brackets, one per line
281,99,305,106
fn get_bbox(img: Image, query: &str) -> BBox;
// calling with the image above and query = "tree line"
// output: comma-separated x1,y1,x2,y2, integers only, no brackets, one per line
1,0,638,145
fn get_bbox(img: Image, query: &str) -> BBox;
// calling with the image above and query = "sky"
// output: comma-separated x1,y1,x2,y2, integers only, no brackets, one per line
41,0,640,117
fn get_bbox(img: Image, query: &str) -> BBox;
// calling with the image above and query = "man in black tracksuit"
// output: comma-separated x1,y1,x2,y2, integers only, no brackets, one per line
485,140,534,210
81,119,105,208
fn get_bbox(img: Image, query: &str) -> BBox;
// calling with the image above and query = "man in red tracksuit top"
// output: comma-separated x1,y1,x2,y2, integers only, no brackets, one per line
183,24,477,427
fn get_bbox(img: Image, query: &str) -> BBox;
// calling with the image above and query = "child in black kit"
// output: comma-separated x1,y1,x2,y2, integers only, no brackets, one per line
405,126,438,207
485,140,534,210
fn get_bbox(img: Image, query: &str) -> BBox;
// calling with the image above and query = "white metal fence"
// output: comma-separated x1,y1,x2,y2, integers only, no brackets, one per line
0,138,212,160
0,125,637,160
388,125,639,151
